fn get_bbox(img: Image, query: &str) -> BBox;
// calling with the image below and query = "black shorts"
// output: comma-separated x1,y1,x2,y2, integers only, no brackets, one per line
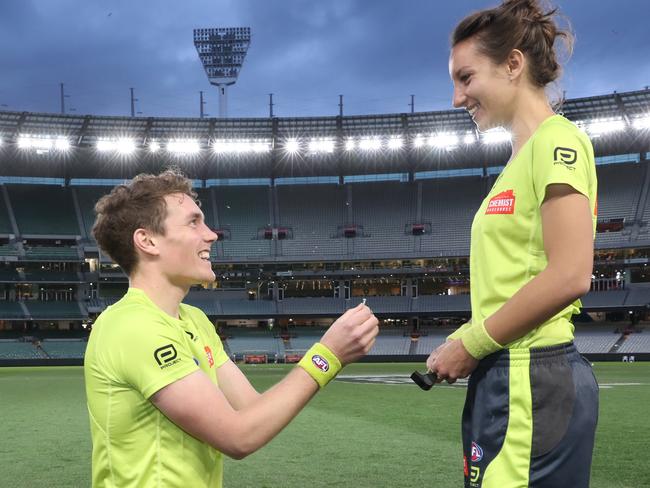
462,342,599,488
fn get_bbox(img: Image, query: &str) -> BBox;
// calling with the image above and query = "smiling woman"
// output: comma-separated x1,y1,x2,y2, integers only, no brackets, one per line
425,1,599,487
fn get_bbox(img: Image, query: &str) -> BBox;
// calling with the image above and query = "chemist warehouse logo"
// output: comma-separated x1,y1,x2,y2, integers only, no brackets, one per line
485,189,515,215
553,146,577,170
154,344,181,369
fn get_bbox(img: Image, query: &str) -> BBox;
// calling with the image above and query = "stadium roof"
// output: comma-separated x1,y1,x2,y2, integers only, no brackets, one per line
0,88,648,180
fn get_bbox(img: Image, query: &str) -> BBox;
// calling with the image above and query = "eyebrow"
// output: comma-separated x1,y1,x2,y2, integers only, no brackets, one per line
452,67,471,80
188,211,204,222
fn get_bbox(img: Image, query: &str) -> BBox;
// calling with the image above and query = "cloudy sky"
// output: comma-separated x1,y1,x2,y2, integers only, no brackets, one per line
1,0,648,118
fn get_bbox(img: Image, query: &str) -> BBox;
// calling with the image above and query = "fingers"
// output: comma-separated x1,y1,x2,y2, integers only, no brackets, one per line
363,336,376,354
358,315,379,342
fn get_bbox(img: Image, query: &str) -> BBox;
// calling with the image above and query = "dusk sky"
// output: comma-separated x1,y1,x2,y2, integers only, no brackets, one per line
1,0,648,118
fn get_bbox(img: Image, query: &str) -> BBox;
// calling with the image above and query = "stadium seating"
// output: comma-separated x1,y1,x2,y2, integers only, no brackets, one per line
0,189,14,235
419,177,485,255
220,299,276,316
7,185,80,236
367,334,411,355
572,326,621,353
74,186,113,239
24,301,86,320
277,297,345,315
215,186,272,257
412,330,450,355
23,246,81,261
617,331,650,353
581,290,628,309
0,341,45,359
350,182,418,256
41,339,87,358
0,301,26,319
595,163,644,247
225,329,282,357
277,184,347,256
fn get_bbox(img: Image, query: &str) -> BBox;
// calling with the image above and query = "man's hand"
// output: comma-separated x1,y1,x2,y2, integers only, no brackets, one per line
426,338,479,384
320,303,379,366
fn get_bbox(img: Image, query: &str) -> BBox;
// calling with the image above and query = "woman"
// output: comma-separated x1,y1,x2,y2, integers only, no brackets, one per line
426,1,599,486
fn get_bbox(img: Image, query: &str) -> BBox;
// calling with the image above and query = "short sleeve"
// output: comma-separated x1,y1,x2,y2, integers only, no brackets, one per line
197,311,229,369
109,315,199,399
531,125,594,207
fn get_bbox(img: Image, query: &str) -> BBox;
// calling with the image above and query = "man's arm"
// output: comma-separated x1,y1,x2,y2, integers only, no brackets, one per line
430,184,593,380
151,303,378,459
215,359,261,410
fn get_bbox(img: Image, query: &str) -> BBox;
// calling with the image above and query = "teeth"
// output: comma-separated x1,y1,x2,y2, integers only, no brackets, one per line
198,251,210,260
467,104,479,117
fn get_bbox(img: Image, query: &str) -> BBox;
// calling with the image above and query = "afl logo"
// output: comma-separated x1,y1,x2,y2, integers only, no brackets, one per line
311,354,329,372
471,442,483,462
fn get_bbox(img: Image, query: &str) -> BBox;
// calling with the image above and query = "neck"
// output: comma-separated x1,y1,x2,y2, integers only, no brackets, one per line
130,269,188,319
507,89,555,159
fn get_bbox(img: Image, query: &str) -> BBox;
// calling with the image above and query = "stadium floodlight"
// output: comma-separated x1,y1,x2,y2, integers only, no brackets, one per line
167,140,201,155
193,27,251,118
586,118,625,136
97,138,136,154
358,136,381,151
213,139,271,154
308,138,335,154
18,136,48,150
149,141,160,153
96,140,112,152
387,136,403,150
481,128,511,145
251,141,272,153
17,135,71,152
116,138,136,154
284,138,301,155
428,133,459,150
463,133,477,145
345,138,356,151
632,115,650,130
54,138,70,151
412,134,425,148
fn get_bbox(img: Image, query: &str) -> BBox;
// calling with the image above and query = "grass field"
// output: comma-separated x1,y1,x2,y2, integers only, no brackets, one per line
1,362,649,487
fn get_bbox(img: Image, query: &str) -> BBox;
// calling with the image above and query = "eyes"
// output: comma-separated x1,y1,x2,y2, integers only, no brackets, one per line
459,73,472,85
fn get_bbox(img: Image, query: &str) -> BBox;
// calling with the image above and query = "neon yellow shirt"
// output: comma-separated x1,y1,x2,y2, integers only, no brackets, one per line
468,115,597,348
84,288,229,487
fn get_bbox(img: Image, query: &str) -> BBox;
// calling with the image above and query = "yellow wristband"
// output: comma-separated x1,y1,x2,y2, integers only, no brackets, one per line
460,321,502,360
297,343,342,388
447,320,473,341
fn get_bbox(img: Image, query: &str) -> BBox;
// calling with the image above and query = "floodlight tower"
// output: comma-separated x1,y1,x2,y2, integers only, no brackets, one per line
193,27,251,118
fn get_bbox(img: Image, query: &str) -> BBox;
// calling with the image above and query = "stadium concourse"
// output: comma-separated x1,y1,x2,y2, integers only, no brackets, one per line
1,88,650,365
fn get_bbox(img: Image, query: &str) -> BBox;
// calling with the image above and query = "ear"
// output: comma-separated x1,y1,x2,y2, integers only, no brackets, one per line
506,48,526,81
133,228,161,258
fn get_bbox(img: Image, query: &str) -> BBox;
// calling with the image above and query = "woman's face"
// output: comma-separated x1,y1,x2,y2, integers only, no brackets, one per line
449,38,516,132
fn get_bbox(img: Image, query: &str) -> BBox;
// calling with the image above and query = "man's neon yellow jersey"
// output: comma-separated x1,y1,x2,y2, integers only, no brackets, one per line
84,288,229,487
453,115,598,347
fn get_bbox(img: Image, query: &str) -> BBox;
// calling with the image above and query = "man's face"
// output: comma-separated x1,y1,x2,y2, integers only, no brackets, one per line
155,193,218,288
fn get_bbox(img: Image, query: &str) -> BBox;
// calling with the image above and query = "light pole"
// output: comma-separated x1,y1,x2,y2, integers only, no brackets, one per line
193,27,251,118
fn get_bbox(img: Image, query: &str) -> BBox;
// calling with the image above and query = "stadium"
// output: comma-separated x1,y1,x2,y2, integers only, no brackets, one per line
0,86,649,487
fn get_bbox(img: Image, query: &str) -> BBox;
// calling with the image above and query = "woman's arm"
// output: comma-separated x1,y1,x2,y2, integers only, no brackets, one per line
430,184,593,381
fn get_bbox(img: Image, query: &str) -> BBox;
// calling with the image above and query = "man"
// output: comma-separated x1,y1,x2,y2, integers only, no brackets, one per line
84,170,379,487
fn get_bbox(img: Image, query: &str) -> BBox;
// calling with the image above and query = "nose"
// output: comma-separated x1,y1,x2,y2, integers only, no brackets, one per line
452,84,466,109
204,224,219,243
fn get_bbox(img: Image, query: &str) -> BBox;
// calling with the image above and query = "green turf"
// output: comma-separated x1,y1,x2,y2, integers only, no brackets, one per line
0,362,648,487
